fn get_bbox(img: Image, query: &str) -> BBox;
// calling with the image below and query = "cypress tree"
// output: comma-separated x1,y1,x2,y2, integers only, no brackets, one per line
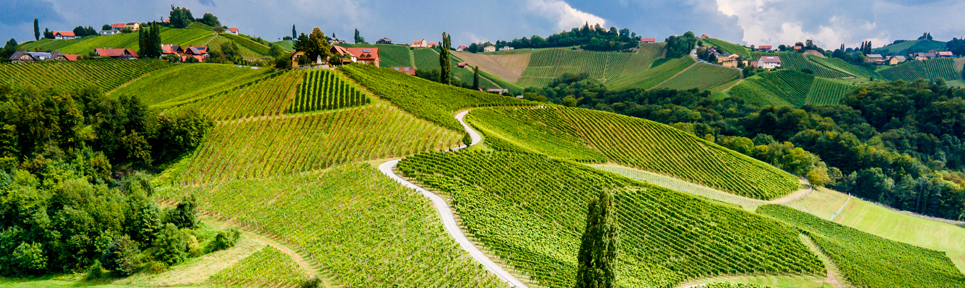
33,19,39,41
472,66,480,90
439,32,452,85
292,25,296,40
576,189,619,288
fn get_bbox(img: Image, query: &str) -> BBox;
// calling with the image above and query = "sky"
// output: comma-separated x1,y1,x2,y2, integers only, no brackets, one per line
1,0,963,49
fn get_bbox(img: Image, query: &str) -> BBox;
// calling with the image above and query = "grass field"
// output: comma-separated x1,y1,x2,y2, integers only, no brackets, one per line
872,40,946,55
399,151,823,288
517,48,635,87
759,205,965,287
655,62,741,91
0,59,172,92
108,63,267,105
782,187,852,220
16,27,215,55
878,58,962,81
159,163,506,287
452,50,532,83
703,38,751,58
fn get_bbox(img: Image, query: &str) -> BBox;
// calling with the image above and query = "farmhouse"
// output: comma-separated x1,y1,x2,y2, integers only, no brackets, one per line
483,45,496,53
226,28,239,35
499,46,515,51
111,23,126,31
411,39,429,48
95,48,139,60
390,67,416,75
487,88,509,95
888,56,906,65
99,30,119,36
332,46,380,67
429,42,438,48
640,38,656,43
717,54,747,68
457,45,468,52
377,38,392,44
125,22,140,31
457,62,469,68
937,51,953,58
757,45,773,52
8,51,75,63
913,52,936,61
701,34,709,39
865,54,884,63
53,31,78,40
161,44,183,55
757,56,781,69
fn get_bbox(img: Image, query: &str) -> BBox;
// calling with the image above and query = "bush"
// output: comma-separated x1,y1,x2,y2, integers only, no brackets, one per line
300,277,324,288
100,235,141,276
10,242,46,276
153,224,188,265
86,260,107,279
166,195,198,229
208,228,241,252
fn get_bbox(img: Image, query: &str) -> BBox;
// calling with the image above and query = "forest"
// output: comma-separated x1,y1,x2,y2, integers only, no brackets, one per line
523,74,965,220
466,22,642,52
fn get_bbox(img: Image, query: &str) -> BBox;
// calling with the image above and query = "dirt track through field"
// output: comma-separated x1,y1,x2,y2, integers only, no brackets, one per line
453,51,531,83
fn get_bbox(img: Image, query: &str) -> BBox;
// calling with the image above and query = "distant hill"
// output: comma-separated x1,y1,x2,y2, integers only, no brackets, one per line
726,70,859,107
873,39,946,56
878,58,963,82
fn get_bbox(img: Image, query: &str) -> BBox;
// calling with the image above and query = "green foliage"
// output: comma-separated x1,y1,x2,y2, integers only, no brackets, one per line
210,246,309,287
467,107,607,162
158,163,506,287
729,70,815,107
807,55,881,79
758,205,965,287
0,59,171,92
472,66,480,90
221,33,271,57
439,32,453,85
199,13,221,27
10,242,47,276
341,43,412,67
300,277,324,288
487,23,641,52
413,48,441,70
517,49,635,87
575,189,619,288
340,63,530,133
703,38,750,58
0,39,17,61
293,27,333,64
174,71,301,121
166,195,198,229
655,63,741,91
138,22,163,59
153,223,188,265
169,6,195,29
291,69,369,113
151,109,214,164
398,151,823,287
665,31,697,58
130,197,164,243
751,52,850,78
878,58,961,81
100,235,141,276
208,228,240,253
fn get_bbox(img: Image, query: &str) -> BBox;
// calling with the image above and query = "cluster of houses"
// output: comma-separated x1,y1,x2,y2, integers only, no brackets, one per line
159,44,210,62
291,45,381,69
866,50,955,65
702,46,782,69
8,51,79,63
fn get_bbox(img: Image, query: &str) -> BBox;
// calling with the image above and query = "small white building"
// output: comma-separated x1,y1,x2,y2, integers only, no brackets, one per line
757,56,782,69
53,31,78,40
499,46,515,51
411,39,429,48
483,45,496,53
99,30,119,36
226,28,239,35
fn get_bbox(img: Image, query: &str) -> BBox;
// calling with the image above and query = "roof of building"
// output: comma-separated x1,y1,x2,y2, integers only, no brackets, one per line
413,39,426,45
181,55,205,62
126,22,138,25
184,46,209,55
793,46,802,50
95,48,138,58
63,54,79,61
759,56,781,63
344,47,379,60
227,28,238,33
428,42,437,47
331,45,351,56
161,44,182,54
640,38,656,42
758,45,773,49
937,51,953,56
892,56,907,60
53,31,76,37
112,23,126,29
458,45,468,49
867,54,883,58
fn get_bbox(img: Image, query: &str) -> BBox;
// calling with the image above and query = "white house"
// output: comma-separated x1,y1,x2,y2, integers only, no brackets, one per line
483,45,496,53
99,30,119,36
499,46,515,51
411,39,429,48
757,56,782,69
53,31,78,40
226,28,239,35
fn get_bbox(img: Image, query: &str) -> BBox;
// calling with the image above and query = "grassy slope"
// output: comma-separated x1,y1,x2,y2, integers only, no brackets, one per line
878,58,962,81
655,62,741,91
606,43,667,89
873,40,946,55
0,59,173,92
751,52,850,78
399,151,823,288
339,43,413,67
17,27,215,55
612,57,696,90
728,70,815,107
158,163,506,287
517,48,635,87
466,107,608,162
703,38,751,58
108,63,266,106
209,246,310,287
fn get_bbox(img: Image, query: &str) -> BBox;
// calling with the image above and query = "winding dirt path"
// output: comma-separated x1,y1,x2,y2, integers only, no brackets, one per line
377,110,528,288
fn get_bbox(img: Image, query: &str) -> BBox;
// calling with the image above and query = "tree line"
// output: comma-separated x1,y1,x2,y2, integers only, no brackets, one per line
465,22,642,53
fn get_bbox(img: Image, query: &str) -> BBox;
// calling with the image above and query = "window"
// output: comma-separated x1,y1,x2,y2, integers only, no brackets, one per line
362,49,371,53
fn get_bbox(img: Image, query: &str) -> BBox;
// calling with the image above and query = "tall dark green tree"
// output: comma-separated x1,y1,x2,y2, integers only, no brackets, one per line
472,66,480,90
138,22,162,59
33,19,39,41
354,29,366,44
439,32,452,85
292,25,296,40
575,189,619,288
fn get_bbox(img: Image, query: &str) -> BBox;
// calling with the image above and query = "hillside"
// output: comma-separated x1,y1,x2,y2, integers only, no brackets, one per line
654,62,740,90
608,56,695,90
0,59,172,91
702,38,751,58
108,63,267,105
878,58,962,81
516,48,635,87
751,52,851,78
728,70,858,107
873,39,946,55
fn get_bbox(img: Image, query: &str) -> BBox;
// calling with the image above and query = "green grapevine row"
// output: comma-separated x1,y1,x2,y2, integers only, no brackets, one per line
189,70,304,121
397,151,824,288
466,107,607,162
518,49,634,87
758,205,965,287
750,52,850,78
656,63,741,91
158,163,506,287
210,246,309,287
170,104,462,184
0,59,172,92
340,63,531,133
878,58,961,82
220,33,272,56
804,78,855,106
109,63,267,106
291,69,369,113
728,70,815,107
703,38,751,58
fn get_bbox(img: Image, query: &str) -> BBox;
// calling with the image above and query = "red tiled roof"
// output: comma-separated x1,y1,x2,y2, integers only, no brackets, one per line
161,44,181,54
428,42,437,47
640,38,656,43
759,45,773,49
95,48,138,58
331,45,351,56
413,39,426,45
112,23,126,29
345,47,379,61
180,55,205,63
227,28,238,33
54,31,76,37
390,67,416,75
184,46,208,55
459,45,468,49
63,54,79,61
759,56,781,63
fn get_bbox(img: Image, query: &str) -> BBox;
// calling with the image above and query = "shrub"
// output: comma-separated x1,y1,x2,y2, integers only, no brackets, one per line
166,195,198,229
153,224,188,265
10,242,46,276
86,260,107,279
300,277,324,288
208,228,241,252
100,235,141,276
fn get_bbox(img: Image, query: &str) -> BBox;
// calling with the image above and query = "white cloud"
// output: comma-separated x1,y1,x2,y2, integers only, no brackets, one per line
526,0,605,31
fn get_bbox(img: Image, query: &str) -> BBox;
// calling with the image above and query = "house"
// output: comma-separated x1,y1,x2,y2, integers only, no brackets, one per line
793,45,802,51
457,62,469,68
111,23,126,31
376,38,392,44
332,46,380,67
487,88,509,95
327,36,347,44
53,31,78,40
640,38,656,43
184,46,209,57
390,67,416,76
701,34,709,39
180,55,205,63
226,28,239,35
411,39,429,48
483,45,496,53
717,53,747,68
161,44,183,55
99,30,119,36
8,51,72,63
457,45,468,52
63,54,79,61
758,45,773,52
95,48,139,60
499,46,515,51
428,42,437,48
865,54,884,63
937,51,953,58
887,55,906,65
757,56,781,69
125,22,140,31
913,52,937,61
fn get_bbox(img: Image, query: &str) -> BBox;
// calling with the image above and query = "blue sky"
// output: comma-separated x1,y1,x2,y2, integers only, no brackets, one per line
2,0,963,49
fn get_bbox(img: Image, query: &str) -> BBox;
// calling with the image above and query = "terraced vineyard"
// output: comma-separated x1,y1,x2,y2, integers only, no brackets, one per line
609,56,695,90
189,71,304,121
16,27,214,55
728,70,815,107
0,59,172,92
159,163,505,287
340,63,530,133
751,52,850,78
291,69,369,113
220,33,272,57
759,205,965,287
807,56,881,79
398,151,823,288
210,246,310,287
804,78,856,105
466,107,607,162
607,43,667,89
168,104,462,184
109,63,267,105
878,58,962,81
655,62,741,90
517,49,634,87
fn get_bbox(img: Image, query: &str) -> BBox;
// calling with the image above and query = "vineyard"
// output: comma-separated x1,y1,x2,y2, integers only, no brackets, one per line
609,43,666,89
728,70,815,107
220,33,273,58
210,246,310,287
158,163,506,287
804,78,856,106
878,58,962,81
290,69,370,113
16,27,214,55
517,49,635,87
626,57,696,90
339,63,530,133
109,63,267,105
466,107,607,162
0,59,172,92
592,164,768,211
750,52,850,78
184,71,304,121
397,151,823,288
807,56,881,79
703,38,751,58
413,48,441,71
758,205,965,287
554,107,800,199
655,62,741,91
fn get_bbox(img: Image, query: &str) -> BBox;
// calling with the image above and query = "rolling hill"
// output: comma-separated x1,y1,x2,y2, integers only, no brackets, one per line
873,39,946,55
878,58,962,81
0,59,172,92
654,62,741,90
727,70,858,107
